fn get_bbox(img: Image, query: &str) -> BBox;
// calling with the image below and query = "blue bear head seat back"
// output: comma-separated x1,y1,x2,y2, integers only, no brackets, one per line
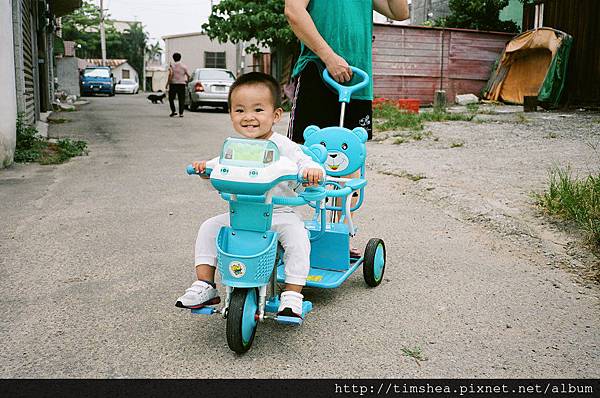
303,125,368,177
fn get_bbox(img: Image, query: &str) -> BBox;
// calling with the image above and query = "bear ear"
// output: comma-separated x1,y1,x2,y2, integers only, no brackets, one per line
352,127,368,143
303,125,320,141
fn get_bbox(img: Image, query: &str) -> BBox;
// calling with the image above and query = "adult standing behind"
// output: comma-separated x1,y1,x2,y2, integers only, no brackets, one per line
285,0,409,143
285,0,409,257
167,52,190,117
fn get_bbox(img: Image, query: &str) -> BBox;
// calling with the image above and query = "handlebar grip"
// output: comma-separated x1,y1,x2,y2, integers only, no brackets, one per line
186,164,211,177
322,66,370,103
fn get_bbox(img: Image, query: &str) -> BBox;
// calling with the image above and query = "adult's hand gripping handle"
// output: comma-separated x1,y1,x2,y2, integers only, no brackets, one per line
322,66,370,103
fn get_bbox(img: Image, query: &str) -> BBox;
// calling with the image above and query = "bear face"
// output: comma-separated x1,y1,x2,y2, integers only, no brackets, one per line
303,125,368,177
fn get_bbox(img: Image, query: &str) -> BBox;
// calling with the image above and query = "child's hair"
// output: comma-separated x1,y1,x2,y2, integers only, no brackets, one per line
228,72,281,109
172,52,181,62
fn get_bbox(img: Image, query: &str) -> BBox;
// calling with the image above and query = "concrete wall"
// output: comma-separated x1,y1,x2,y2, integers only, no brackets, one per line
1,0,18,168
55,56,81,96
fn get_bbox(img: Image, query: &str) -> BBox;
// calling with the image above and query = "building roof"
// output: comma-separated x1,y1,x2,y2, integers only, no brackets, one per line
84,59,129,67
162,31,205,40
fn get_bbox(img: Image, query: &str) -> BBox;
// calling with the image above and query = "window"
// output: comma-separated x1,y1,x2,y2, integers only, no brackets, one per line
205,52,226,69
122,69,130,79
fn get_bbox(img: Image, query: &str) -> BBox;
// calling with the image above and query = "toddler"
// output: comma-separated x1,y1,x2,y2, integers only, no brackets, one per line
176,72,324,318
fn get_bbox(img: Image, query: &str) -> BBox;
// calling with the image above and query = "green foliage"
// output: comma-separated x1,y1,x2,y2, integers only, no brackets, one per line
15,114,45,162
536,167,600,248
61,0,148,75
201,0,296,53
441,0,518,33
14,113,88,165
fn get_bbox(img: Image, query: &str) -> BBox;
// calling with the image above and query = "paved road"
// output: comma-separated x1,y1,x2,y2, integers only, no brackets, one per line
1,94,598,378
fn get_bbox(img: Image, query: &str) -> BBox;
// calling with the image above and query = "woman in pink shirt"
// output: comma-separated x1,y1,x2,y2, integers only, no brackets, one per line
167,52,190,117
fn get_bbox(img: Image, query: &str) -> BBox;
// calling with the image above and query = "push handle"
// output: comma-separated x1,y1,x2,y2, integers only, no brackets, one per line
322,66,370,103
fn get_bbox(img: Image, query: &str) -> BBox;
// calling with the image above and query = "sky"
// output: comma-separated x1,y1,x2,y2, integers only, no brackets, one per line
98,0,215,44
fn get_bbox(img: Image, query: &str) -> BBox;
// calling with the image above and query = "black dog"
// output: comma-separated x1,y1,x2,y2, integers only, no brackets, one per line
147,91,166,104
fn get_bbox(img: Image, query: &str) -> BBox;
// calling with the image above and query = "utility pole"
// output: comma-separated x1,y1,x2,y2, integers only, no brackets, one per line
99,0,106,66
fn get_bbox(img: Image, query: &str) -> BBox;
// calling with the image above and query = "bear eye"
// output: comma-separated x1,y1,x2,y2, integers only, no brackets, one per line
320,141,326,148
341,143,348,150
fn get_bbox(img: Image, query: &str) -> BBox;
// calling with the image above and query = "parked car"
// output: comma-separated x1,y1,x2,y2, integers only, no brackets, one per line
186,68,235,111
115,79,139,94
80,66,115,96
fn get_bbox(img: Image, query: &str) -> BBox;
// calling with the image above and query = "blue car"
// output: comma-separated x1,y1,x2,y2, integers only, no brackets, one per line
80,66,115,96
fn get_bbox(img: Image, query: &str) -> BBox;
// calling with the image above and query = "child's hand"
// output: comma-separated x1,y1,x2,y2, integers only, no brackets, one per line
302,168,323,186
192,160,209,179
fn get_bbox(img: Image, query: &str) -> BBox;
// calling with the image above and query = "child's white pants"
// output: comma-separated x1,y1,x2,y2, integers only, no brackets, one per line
195,211,310,286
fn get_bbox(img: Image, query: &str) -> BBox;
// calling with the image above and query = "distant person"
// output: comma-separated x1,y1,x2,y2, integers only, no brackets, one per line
167,52,190,117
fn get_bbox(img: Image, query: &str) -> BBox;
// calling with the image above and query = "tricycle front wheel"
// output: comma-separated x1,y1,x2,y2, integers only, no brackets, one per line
363,238,386,287
226,288,258,353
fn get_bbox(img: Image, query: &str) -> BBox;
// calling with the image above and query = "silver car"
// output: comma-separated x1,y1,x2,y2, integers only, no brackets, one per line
186,68,235,112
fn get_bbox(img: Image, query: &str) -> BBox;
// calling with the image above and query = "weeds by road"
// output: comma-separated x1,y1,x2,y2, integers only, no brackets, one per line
14,113,88,165
535,167,600,255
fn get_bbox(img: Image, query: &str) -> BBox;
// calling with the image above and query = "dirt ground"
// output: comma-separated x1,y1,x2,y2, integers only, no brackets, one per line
368,104,600,285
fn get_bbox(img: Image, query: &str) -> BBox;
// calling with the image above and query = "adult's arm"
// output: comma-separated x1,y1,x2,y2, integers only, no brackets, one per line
373,0,410,21
284,0,352,83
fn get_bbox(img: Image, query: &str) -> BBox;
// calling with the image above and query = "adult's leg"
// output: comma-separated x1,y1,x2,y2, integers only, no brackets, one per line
168,85,177,115
177,84,186,115
287,62,340,144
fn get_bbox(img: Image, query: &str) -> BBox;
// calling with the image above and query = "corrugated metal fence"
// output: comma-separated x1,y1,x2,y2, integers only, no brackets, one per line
373,24,514,104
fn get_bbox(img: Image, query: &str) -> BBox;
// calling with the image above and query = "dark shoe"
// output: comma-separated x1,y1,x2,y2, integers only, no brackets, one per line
169,112,176,117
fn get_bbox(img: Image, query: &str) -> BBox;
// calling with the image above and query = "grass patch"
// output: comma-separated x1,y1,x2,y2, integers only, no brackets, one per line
373,104,475,133
401,346,425,365
546,132,558,139
466,103,479,113
535,166,600,249
14,113,88,164
450,141,464,148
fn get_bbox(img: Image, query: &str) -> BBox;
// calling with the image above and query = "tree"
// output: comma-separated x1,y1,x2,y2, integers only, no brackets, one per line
121,22,148,76
440,0,519,33
146,41,162,63
201,0,296,54
61,0,148,75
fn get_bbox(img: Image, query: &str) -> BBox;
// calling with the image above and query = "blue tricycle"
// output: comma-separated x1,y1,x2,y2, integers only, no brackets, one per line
186,67,386,353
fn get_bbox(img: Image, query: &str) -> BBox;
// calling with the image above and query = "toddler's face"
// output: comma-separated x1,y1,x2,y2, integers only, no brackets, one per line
229,84,282,140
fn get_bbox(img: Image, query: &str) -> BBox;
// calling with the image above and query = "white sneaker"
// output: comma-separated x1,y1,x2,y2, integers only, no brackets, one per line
277,291,304,318
175,280,220,309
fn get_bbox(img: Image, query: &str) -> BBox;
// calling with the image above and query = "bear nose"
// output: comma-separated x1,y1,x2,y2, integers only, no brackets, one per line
330,154,337,159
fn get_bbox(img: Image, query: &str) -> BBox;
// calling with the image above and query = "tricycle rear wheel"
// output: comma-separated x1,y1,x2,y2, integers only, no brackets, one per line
226,288,258,353
363,238,386,287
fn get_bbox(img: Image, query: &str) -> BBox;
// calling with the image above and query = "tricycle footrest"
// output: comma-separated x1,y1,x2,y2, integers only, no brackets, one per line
275,315,303,325
191,307,218,315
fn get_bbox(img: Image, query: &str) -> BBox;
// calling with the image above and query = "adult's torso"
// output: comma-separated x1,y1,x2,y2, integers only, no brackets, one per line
170,62,189,84
292,0,373,100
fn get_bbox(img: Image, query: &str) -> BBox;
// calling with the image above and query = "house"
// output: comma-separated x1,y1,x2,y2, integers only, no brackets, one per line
1,0,82,169
522,0,599,104
162,32,268,77
82,59,139,84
